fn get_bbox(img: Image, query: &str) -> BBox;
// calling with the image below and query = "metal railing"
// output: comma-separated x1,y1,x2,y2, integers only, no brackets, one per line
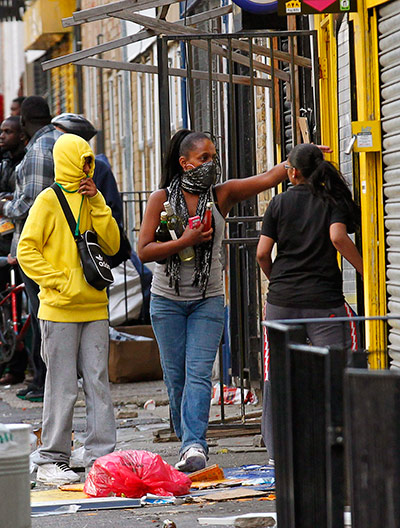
263,315,396,528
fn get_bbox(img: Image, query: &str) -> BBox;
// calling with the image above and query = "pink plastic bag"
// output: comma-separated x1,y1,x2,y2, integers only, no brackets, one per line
83,450,192,498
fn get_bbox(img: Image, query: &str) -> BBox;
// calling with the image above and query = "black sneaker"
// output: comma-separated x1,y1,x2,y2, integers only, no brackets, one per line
16,384,38,399
24,388,44,403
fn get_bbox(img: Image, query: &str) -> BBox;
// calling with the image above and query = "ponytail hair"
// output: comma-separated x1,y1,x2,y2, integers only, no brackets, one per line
159,129,212,189
288,143,360,226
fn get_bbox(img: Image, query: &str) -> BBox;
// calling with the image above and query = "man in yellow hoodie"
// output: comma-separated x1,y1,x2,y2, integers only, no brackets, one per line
18,134,120,485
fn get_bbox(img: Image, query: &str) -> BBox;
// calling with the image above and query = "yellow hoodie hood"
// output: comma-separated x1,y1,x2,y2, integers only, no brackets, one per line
53,133,95,191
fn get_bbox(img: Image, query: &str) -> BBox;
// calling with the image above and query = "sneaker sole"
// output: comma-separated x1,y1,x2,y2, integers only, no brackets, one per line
37,477,80,485
176,456,206,473
37,472,81,485
25,397,44,402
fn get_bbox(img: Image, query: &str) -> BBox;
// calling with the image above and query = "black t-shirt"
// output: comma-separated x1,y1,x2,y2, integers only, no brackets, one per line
261,184,352,308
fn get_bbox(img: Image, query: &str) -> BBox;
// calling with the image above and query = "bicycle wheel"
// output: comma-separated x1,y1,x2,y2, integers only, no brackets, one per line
0,302,16,364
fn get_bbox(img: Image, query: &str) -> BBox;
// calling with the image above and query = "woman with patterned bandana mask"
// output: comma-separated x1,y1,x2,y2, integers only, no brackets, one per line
139,129,332,472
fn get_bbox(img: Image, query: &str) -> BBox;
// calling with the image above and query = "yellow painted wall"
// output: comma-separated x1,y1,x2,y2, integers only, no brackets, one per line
315,8,387,367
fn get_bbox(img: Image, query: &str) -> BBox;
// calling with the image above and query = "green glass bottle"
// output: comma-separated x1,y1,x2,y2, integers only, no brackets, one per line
155,211,171,264
163,201,195,262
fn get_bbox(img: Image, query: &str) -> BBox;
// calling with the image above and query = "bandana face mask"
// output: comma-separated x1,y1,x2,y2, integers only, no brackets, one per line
180,160,220,194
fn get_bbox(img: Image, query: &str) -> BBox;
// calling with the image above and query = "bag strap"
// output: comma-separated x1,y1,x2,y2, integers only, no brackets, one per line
51,183,78,239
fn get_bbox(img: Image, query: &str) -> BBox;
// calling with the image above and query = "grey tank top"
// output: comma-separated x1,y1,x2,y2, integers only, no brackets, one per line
151,201,225,301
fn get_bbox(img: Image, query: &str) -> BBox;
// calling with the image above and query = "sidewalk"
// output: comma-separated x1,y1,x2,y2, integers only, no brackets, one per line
0,378,266,470
0,378,274,528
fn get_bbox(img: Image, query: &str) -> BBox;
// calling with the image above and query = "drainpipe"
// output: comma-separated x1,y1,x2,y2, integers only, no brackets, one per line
73,0,83,113
96,33,105,154
121,20,135,243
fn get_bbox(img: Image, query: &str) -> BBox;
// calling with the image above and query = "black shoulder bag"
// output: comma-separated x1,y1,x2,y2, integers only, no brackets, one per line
52,183,114,291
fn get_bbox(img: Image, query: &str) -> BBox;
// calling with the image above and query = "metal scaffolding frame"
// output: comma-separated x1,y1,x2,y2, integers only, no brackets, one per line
41,0,321,429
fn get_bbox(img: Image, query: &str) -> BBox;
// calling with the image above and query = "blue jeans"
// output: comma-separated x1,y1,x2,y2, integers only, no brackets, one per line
150,294,225,456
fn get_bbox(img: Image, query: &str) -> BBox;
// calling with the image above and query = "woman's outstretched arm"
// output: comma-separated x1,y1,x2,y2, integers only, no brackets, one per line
215,146,333,217
215,163,287,217
330,223,363,278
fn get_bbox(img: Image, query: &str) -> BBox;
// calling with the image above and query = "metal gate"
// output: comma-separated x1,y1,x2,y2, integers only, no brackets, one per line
379,0,400,369
157,30,321,394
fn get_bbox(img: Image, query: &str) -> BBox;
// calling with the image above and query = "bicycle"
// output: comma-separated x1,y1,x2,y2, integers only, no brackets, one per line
0,262,31,364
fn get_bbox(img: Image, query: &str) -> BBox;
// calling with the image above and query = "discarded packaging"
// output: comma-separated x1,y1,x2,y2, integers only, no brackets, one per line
198,513,277,526
234,516,276,527
59,483,85,492
109,327,153,343
144,399,156,411
31,504,81,517
190,478,242,490
197,488,267,502
211,384,258,405
84,450,192,498
141,494,176,505
242,477,275,488
189,464,224,482
163,520,177,528
109,325,163,383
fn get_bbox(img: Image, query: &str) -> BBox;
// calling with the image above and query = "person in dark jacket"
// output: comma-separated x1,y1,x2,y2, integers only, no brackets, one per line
1,97,63,402
0,115,28,385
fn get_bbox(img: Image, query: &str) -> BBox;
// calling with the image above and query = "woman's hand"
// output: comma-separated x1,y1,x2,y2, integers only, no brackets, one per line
180,224,213,246
314,144,333,155
79,177,98,198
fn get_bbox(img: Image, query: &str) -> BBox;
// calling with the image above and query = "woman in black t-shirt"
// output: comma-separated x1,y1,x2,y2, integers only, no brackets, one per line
256,143,363,463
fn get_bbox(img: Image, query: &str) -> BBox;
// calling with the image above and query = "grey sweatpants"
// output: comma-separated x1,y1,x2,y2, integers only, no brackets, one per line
33,320,116,468
262,303,352,459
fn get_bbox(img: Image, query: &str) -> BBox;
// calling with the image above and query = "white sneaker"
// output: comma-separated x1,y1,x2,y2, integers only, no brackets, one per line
268,458,275,466
37,462,80,485
175,447,207,473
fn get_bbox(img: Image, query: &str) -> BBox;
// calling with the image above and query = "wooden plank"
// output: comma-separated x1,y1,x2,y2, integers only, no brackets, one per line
184,4,232,25
158,4,170,19
223,37,312,69
298,116,311,143
65,0,180,26
114,4,232,27
153,424,260,442
64,0,231,28
73,57,272,88
56,12,309,77
63,5,309,70
111,12,290,81
52,7,233,71
41,29,153,71
198,489,268,501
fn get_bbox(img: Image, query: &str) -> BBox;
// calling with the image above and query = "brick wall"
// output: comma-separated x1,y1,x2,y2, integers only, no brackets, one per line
337,15,357,311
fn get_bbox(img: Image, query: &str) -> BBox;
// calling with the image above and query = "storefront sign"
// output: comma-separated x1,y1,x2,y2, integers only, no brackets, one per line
278,0,357,14
232,0,278,14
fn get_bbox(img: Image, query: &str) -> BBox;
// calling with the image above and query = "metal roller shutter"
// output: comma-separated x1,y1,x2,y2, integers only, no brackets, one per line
379,0,400,368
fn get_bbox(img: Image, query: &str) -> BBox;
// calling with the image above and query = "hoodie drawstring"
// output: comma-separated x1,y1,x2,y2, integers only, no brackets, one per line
55,182,84,237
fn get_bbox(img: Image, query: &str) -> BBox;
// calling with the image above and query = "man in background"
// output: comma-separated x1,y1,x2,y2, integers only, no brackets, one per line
0,115,28,385
10,96,26,117
0,96,62,402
